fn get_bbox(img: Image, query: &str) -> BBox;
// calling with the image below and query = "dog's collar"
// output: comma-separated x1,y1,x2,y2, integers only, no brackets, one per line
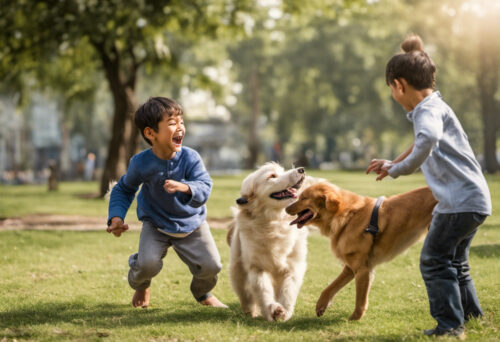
365,196,385,240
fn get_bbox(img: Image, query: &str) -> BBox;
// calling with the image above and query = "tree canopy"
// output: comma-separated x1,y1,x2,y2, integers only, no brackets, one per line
1,0,499,186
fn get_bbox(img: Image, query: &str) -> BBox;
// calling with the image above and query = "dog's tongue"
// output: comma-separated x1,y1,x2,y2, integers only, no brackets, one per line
288,188,298,198
289,216,301,227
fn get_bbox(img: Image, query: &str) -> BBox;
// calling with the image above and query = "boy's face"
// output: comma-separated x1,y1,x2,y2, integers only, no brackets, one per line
146,114,185,156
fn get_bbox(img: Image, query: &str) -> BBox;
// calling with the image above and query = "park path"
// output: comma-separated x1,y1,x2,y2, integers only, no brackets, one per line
0,214,232,231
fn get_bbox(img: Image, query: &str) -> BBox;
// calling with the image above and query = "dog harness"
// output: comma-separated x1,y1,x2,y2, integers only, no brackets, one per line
365,196,385,239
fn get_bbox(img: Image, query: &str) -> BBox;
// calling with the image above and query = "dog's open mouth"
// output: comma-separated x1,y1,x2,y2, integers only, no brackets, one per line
290,209,314,228
270,176,305,200
270,187,298,200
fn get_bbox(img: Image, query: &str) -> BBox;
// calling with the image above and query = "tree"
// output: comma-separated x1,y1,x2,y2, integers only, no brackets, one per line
0,0,250,195
477,11,500,173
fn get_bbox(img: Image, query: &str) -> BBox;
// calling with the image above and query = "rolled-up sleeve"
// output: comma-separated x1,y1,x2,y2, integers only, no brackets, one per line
389,109,443,178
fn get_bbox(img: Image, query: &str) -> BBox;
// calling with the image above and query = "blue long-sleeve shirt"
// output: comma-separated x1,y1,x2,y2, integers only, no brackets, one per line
108,147,213,234
388,91,491,215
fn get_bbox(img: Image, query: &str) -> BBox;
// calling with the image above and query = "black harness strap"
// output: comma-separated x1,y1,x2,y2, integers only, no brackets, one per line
365,196,385,240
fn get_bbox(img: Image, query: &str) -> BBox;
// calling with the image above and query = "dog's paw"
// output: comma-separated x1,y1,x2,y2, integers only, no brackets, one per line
242,303,260,318
348,309,365,321
316,297,331,317
268,303,286,322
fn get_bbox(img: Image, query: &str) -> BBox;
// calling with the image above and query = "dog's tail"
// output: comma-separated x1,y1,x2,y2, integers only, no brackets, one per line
104,181,118,201
226,206,239,246
226,220,235,246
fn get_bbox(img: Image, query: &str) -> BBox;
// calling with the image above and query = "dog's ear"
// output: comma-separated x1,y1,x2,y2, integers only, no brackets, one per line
324,192,340,213
236,197,248,205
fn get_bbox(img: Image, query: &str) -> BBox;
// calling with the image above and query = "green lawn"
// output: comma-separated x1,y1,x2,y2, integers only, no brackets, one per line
1,171,499,341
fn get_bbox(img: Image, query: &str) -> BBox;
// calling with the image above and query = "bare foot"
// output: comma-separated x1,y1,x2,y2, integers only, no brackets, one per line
132,288,150,308
200,295,228,308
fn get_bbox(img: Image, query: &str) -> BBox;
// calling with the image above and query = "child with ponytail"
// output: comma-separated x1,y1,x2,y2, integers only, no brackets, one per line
366,35,491,338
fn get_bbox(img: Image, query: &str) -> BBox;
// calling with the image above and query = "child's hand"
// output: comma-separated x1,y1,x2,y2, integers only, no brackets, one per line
366,159,387,174
164,179,192,194
366,159,393,181
375,161,393,181
107,217,129,237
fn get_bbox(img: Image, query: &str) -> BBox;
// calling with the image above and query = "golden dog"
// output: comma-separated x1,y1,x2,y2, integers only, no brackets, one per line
286,182,437,320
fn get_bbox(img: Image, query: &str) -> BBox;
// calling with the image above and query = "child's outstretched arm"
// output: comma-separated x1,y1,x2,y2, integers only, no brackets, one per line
366,144,414,181
387,111,443,179
106,155,142,236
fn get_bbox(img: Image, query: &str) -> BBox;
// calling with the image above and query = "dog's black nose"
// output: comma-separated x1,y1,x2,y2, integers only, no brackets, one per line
297,167,305,174
236,197,248,205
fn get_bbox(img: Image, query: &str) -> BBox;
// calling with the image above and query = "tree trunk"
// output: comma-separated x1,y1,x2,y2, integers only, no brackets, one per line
94,44,139,197
478,18,500,173
246,68,259,169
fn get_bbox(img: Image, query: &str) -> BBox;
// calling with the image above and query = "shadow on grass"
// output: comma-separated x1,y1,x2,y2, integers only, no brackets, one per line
0,301,438,341
1,301,350,333
470,244,500,258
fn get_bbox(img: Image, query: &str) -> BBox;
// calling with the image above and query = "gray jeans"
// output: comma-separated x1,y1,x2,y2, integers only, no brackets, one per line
128,220,222,301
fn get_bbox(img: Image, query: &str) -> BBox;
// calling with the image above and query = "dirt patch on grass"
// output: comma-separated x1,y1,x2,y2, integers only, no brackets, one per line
0,214,232,231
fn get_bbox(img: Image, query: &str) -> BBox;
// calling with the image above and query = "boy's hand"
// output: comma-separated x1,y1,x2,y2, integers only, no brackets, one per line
366,159,393,181
376,161,393,181
107,217,129,237
164,179,192,194
367,159,385,174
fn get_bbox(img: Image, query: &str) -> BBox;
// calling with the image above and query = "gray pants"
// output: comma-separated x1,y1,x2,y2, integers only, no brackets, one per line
128,220,222,301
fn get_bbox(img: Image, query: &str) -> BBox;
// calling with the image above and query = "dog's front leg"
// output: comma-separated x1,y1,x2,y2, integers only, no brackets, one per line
276,267,305,321
248,269,284,321
316,265,354,317
230,260,257,316
349,267,374,321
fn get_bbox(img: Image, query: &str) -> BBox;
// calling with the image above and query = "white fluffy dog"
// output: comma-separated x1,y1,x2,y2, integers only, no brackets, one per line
228,162,316,322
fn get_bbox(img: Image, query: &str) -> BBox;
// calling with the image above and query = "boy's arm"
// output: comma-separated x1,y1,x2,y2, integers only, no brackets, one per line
180,153,212,208
393,143,414,163
366,144,414,175
107,156,142,226
388,110,443,178
367,143,414,181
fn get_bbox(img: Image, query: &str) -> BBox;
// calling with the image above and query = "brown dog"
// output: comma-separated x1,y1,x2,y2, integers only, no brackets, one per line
285,182,437,320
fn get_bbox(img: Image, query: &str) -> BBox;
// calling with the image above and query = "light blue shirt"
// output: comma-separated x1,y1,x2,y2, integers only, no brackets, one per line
108,147,212,234
388,91,491,215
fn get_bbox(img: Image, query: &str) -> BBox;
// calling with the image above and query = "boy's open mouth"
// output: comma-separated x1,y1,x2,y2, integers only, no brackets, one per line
173,136,183,145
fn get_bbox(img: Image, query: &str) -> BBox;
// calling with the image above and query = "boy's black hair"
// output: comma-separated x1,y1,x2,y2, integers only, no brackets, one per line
386,35,436,90
134,97,183,146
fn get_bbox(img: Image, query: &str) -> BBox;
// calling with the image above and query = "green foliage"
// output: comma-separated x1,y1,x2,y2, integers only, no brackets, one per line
1,0,500,177
227,0,500,165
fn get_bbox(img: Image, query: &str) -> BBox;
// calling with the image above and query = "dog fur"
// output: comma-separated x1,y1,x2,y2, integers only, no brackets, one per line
227,163,318,321
286,182,437,320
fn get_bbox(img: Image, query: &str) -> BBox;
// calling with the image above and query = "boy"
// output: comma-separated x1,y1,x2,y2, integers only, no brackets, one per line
107,97,227,309
367,35,491,338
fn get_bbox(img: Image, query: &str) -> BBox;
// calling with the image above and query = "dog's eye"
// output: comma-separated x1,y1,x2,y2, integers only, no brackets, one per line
267,174,278,179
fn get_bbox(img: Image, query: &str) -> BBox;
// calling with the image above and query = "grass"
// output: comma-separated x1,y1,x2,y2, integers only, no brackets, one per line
1,171,499,341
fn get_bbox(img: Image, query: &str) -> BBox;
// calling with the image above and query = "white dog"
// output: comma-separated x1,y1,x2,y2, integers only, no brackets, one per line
228,162,317,322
